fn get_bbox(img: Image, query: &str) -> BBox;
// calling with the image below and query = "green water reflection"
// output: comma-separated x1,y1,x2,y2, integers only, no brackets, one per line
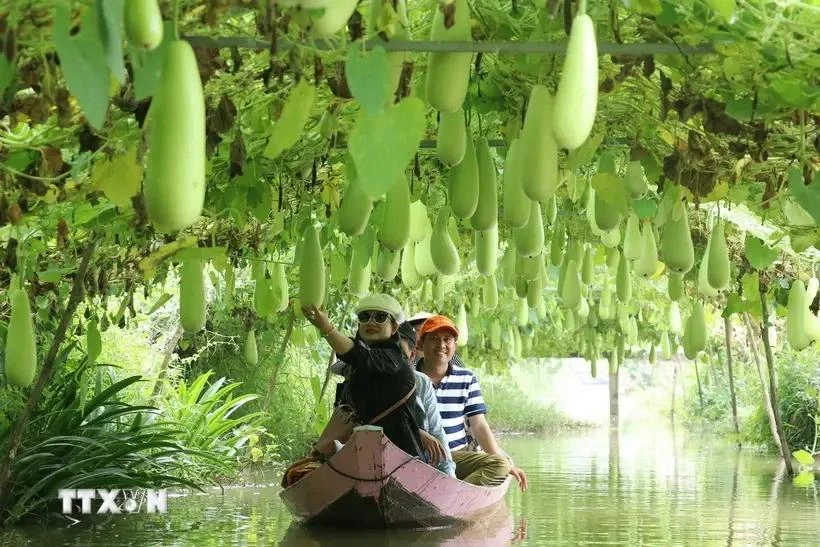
3,426,818,546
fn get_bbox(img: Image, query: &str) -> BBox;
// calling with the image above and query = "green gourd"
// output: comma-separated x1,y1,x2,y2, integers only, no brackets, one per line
349,244,372,297
437,109,467,166
668,301,682,335
456,303,469,347
375,246,401,281
661,200,695,274
409,200,431,243
369,0,409,100
550,220,566,267
424,0,472,113
562,259,582,310
514,201,545,258
415,232,438,277
244,329,258,366
623,213,642,262
786,279,811,350
552,4,598,150
502,139,531,229
660,331,672,359
400,243,421,289
668,272,684,301
625,160,649,199
475,224,498,276
124,0,163,50
143,40,206,233
634,222,659,278
581,246,594,285
4,288,37,387
299,225,325,309
378,176,411,251
271,262,289,313
338,172,373,237
430,207,461,275
180,259,206,333
482,275,499,309
447,135,479,219
706,220,730,290
520,85,559,202
616,250,631,304
471,137,498,231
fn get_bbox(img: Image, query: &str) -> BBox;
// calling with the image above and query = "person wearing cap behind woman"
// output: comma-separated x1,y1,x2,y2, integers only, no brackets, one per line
416,314,529,491
302,294,424,462
327,317,456,477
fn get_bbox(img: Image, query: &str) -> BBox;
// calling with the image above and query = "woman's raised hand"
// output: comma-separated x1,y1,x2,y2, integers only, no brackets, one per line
302,305,332,334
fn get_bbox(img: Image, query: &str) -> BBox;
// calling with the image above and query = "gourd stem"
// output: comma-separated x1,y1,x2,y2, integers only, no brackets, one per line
173,0,181,40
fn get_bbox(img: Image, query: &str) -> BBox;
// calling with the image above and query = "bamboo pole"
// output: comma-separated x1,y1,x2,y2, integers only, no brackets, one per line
262,311,296,410
182,35,716,56
758,294,795,476
724,315,741,443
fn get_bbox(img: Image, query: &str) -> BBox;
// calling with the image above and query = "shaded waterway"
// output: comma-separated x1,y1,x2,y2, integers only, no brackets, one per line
3,426,818,545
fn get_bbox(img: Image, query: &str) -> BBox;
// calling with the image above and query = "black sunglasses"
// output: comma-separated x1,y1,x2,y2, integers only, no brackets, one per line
357,310,391,324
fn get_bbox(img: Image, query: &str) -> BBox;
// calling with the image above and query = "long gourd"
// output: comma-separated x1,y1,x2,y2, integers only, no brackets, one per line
552,2,598,150
143,40,206,233
4,288,37,387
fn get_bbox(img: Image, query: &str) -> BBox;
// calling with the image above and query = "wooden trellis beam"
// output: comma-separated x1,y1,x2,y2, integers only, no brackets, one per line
183,36,715,56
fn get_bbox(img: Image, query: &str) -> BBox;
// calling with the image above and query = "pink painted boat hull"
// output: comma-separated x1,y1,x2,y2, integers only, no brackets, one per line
280,426,511,528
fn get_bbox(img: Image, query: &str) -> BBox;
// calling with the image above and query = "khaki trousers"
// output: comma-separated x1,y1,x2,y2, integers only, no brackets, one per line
452,449,510,486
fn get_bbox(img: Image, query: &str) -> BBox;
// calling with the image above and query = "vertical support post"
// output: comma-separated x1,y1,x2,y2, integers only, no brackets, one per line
724,315,740,443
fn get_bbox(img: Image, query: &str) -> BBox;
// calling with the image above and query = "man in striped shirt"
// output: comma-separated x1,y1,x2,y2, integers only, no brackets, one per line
413,314,528,490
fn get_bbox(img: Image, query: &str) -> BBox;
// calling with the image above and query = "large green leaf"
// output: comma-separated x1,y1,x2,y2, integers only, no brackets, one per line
349,97,426,200
95,0,126,84
130,21,174,100
591,173,630,215
263,78,316,159
744,236,778,270
793,449,815,467
53,6,110,129
345,42,389,116
788,166,820,225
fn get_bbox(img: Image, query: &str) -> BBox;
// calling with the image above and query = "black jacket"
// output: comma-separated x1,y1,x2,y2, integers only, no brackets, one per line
334,333,423,459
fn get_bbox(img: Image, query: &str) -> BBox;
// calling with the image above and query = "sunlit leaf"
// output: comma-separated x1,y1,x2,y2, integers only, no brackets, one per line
345,42,389,116
176,246,227,263
92,144,142,209
86,319,102,365
745,236,778,270
137,236,198,280
349,97,426,200
264,78,316,160
147,293,173,315
793,471,815,487
793,449,815,467
707,0,735,22
53,6,110,129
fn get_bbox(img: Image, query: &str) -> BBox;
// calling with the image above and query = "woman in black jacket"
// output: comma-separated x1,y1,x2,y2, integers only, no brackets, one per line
303,293,423,460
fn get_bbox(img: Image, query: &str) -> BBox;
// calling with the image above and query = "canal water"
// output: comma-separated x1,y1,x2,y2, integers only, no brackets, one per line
3,425,818,546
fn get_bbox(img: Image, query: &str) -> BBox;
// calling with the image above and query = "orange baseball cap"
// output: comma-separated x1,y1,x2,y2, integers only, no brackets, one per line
417,314,459,340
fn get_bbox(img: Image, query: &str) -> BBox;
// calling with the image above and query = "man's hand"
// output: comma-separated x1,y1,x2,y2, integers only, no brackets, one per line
419,429,445,466
509,466,528,491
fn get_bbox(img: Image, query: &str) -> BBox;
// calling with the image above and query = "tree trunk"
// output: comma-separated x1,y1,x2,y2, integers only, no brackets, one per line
724,315,740,443
263,311,296,410
693,358,704,411
670,356,679,422
608,355,619,429
744,312,782,453
151,324,184,399
759,294,794,476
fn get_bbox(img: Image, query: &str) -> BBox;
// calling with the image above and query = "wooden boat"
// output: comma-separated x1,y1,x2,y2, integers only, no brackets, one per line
280,425,511,529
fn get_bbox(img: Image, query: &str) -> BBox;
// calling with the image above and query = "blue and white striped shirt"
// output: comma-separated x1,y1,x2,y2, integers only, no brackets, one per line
416,355,487,451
